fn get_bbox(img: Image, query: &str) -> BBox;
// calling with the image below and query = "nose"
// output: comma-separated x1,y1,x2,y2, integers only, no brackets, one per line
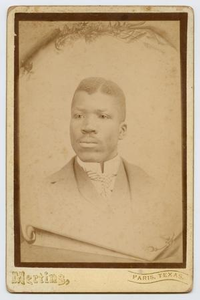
81,116,97,134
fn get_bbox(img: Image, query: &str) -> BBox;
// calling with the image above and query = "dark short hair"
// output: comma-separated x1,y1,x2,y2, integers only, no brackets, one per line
72,77,126,121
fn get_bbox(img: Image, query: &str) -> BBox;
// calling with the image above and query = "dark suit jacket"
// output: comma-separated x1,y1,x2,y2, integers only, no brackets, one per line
21,156,183,263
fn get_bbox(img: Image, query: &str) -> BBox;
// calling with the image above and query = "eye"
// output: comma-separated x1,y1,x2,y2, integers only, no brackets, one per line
99,114,109,119
74,113,84,119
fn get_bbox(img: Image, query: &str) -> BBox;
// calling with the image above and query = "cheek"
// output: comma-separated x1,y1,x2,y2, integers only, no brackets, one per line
70,122,80,138
104,127,120,146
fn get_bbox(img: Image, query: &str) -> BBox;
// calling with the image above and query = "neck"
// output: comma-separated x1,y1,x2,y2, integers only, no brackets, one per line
77,154,120,175
100,162,104,173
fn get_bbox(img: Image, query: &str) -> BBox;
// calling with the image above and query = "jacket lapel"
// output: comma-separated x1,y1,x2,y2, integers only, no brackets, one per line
74,158,106,208
74,158,131,210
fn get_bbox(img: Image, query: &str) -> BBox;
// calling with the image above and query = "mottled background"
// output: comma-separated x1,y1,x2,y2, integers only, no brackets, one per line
18,20,182,201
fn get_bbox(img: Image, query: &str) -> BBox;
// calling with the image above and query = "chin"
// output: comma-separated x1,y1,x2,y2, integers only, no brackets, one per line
77,153,103,163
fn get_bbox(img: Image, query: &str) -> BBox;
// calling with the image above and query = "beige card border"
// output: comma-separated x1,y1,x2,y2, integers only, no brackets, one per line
6,5,194,293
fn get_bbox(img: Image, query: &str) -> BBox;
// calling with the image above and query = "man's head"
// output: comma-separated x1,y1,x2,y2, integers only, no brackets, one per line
70,77,127,163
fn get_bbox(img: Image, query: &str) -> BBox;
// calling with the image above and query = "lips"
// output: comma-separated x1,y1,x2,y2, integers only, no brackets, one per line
79,141,97,144
79,139,98,143
79,139,98,148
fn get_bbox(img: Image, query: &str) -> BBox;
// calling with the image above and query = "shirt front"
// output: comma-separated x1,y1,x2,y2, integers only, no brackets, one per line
76,155,121,199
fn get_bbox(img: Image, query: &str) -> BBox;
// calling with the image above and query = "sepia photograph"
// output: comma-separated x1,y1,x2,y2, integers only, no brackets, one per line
6,5,194,293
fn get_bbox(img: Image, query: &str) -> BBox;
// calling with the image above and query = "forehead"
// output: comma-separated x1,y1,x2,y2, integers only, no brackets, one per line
72,91,121,111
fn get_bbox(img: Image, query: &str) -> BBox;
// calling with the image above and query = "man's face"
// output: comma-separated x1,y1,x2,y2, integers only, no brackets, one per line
70,91,127,163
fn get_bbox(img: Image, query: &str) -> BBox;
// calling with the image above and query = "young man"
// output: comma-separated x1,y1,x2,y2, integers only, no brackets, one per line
21,77,183,263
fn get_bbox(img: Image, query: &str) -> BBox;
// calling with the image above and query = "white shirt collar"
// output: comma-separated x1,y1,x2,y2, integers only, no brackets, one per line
76,155,121,176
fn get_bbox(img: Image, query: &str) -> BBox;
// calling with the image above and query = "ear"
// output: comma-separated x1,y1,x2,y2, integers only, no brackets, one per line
119,122,127,140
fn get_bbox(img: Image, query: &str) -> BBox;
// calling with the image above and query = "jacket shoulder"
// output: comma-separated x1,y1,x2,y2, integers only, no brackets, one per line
46,157,75,185
122,158,153,185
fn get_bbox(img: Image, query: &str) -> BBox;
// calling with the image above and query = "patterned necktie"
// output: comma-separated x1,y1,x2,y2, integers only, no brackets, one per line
85,170,117,199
